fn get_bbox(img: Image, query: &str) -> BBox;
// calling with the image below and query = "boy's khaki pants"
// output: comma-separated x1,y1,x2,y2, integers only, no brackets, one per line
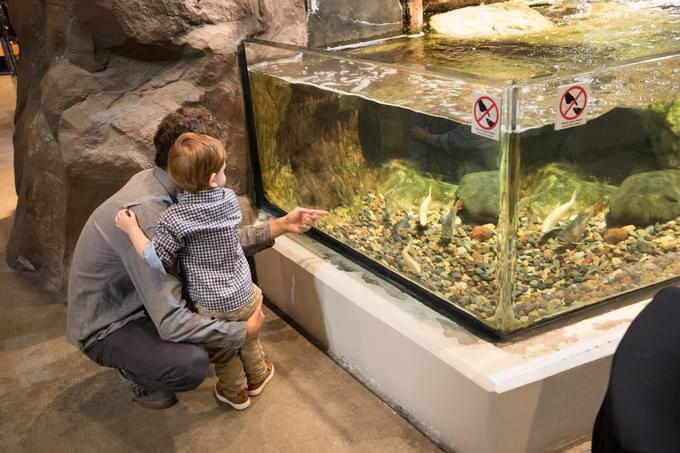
198,284,267,398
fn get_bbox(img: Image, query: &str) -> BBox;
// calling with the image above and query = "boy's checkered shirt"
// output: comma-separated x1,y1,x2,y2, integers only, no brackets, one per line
146,187,254,313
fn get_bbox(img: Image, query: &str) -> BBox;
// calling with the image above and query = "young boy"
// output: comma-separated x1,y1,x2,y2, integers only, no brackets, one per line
115,132,274,410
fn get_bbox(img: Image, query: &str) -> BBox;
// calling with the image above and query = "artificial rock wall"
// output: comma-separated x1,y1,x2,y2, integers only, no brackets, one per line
6,0,473,294
7,0,306,293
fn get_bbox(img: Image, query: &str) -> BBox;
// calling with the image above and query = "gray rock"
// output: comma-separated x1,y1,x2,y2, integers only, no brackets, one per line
457,171,500,224
607,169,680,227
429,2,554,39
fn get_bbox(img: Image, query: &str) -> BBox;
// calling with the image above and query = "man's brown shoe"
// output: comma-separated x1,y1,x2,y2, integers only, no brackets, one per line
248,362,275,396
214,386,251,410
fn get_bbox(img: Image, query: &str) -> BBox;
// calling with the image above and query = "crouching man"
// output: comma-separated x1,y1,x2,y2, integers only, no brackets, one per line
67,106,325,409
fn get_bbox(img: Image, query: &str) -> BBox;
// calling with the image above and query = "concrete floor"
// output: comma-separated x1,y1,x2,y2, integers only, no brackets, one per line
0,76,442,453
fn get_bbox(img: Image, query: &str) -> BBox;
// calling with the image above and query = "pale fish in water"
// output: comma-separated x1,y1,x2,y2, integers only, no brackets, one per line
553,201,604,244
419,186,432,227
541,190,577,234
402,240,422,274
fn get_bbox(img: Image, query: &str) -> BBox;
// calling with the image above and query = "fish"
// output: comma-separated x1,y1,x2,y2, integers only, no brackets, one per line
419,186,432,227
554,201,604,244
391,214,411,241
402,240,422,274
440,196,463,244
440,209,456,244
541,190,577,234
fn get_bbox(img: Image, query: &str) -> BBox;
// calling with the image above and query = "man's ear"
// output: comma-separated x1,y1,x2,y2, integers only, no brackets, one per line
208,173,218,188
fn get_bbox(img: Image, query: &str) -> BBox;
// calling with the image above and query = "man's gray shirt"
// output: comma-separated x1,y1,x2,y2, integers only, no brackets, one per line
66,168,274,351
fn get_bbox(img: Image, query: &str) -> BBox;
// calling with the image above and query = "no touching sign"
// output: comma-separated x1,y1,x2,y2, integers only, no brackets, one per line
471,92,501,140
555,82,590,130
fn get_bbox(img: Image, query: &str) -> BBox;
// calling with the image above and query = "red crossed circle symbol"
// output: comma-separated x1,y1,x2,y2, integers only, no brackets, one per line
560,85,587,120
473,96,499,131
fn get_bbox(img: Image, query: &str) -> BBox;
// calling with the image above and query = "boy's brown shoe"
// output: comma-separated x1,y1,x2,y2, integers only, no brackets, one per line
248,361,275,396
214,386,251,411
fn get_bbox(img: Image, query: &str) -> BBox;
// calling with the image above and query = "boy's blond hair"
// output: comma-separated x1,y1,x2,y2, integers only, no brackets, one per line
168,132,226,193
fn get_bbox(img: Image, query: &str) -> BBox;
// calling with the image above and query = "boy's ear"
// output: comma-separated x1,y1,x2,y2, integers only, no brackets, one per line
208,172,218,188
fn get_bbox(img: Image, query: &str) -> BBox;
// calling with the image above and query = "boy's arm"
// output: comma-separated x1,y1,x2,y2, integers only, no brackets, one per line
238,207,328,256
115,209,150,258
147,220,182,272
115,209,180,273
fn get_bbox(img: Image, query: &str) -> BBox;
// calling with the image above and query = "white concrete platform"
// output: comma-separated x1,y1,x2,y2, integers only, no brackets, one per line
255,232,650,453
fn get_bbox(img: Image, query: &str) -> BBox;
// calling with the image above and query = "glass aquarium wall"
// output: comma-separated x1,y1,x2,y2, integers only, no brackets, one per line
242,39,680,338
509,53,680,330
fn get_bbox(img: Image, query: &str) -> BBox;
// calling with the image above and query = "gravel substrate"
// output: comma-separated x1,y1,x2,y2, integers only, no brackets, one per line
320,192,680,328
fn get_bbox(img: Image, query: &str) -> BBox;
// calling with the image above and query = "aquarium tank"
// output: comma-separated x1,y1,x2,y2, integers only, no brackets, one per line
241,0,680,338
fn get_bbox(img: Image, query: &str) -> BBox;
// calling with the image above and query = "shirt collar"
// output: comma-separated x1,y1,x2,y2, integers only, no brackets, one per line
177,187,226,204
153,167,178,203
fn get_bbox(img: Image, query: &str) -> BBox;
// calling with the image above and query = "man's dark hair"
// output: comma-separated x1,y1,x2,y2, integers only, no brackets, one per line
153,106,225,169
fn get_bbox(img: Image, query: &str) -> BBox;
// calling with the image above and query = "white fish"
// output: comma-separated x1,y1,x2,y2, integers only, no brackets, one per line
402,240,422,274
419,186,432,227
541,191,577,234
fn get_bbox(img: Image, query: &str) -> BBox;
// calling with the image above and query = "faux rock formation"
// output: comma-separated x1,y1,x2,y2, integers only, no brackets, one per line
7,0,306,293
429,1,554,39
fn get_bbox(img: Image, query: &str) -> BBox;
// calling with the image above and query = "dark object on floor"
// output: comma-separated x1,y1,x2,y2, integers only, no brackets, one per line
592,286,680,452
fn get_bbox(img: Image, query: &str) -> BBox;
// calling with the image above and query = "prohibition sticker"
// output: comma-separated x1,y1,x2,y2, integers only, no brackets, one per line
471,92,501,141
555,82,590,130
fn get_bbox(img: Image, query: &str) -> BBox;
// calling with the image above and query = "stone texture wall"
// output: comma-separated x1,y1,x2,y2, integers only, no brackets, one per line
307,0,404,48
6,0,306,293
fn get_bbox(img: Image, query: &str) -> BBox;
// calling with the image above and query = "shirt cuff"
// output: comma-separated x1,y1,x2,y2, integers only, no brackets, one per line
226,321,248,349
143,243,167,274
258,222,275,248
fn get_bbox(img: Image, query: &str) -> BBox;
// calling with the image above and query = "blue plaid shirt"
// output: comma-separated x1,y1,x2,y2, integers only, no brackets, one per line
144,187,254,313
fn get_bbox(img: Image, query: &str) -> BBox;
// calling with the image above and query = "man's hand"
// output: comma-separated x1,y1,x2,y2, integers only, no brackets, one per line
410,126,438,146
270,207,328,237
115,209,139,234
246,300,265,339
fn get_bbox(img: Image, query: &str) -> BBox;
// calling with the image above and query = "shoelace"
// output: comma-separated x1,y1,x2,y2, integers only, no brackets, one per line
131,386,150,398
119,369,150,397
